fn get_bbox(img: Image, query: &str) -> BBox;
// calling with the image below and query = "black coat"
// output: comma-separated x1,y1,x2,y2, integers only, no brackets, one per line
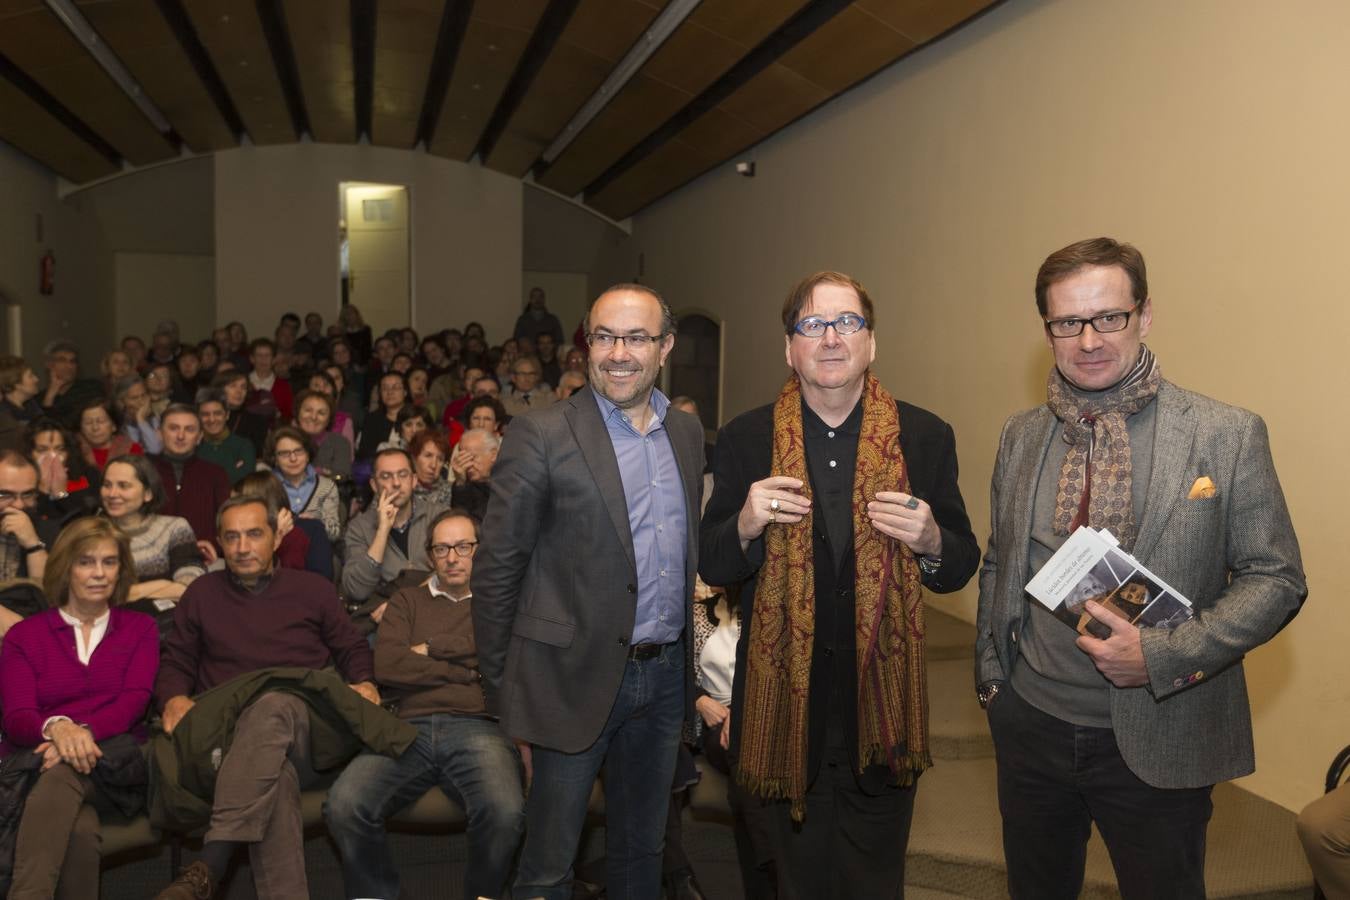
699,398,979,791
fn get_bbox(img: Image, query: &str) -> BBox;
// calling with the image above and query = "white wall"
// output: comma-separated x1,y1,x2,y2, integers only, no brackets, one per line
215,143,522,343
632,0,1345,811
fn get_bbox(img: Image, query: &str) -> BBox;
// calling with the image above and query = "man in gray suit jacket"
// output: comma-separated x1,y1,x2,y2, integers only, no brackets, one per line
473,284,704,900
976,237,1306,899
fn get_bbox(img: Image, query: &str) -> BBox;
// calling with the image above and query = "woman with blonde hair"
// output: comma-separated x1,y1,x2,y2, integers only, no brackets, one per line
0,517,158,899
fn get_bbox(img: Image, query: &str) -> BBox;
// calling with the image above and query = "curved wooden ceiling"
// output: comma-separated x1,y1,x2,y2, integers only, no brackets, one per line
0,0,996,220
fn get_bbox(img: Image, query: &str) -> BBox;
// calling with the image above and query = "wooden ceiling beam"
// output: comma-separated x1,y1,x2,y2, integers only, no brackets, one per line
255,0,309,139
581,0,851,201
154,0,248,141
413,0,471,148
472,0,580,163
0,50,121,165
350,0,374,141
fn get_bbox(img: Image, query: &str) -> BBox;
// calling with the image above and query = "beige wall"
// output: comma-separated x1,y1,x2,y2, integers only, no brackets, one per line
633,0,1345,810
0,143,113,368
114,252,215,345
215,144,522,344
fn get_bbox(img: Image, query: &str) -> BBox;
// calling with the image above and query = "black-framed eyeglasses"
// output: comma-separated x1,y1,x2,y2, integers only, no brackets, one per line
429,541,478,559
1044,303,1141,339
0,490,39,504
274,447,308,461
585,333,664,351
790,313,868,338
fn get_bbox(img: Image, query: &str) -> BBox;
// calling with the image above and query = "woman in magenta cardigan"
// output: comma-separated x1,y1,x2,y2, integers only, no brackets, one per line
0,516,158,899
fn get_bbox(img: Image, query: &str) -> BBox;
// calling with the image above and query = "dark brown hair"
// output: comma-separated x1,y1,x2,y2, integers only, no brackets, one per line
780,271,876,334
1034,237,1149,317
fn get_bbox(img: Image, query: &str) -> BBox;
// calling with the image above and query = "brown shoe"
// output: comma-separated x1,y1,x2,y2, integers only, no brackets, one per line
154,860,213,899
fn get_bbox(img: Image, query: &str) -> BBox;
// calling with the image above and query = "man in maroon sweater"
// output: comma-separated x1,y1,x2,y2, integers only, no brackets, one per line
153,496,379,900
150,404,230,557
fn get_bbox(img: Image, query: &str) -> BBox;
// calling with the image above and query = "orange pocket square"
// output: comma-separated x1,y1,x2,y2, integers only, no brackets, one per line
1187,476,1216,500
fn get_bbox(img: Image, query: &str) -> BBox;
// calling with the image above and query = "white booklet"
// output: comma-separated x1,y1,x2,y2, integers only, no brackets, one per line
1025,527,1193,639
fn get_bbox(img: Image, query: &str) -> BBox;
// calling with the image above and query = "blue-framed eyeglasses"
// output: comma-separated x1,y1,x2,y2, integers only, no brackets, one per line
790,313,868,338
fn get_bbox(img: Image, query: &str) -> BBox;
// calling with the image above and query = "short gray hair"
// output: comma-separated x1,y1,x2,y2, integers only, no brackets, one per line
460,428,501,452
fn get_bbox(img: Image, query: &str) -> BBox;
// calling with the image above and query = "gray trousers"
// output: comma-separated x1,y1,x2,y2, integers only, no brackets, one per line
205,692,317,900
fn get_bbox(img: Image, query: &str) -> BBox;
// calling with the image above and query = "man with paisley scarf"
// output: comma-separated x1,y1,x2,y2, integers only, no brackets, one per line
700,271,979,898
977,237,1305,899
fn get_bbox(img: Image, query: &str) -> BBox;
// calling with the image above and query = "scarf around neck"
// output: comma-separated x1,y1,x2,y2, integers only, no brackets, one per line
1046,344,1161,550
738,372,929,821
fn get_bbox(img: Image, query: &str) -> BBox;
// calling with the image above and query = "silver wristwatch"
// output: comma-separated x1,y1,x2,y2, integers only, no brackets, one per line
917,555,942,577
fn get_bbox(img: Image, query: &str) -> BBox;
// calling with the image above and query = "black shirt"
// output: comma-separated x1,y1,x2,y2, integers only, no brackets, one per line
801,398,863,572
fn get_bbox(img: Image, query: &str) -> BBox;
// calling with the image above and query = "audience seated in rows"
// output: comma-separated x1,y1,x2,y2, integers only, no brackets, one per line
0,299,601,898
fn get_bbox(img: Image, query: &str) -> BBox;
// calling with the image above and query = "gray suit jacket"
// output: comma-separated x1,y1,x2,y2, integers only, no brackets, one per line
975,381,1306,788
471,385,704,752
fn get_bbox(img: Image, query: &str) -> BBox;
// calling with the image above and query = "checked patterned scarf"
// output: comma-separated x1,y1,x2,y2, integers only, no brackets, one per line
1046,344,1161,550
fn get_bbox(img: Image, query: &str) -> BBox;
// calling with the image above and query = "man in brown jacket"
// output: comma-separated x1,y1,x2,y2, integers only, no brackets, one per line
324,508,524,900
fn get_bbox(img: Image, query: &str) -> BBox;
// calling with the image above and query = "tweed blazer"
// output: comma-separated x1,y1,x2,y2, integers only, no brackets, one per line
975,381,1306,789
471,385,705,753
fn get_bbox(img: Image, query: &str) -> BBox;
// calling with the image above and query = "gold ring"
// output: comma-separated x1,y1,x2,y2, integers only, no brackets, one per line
768,509,777,524
770,498,780,513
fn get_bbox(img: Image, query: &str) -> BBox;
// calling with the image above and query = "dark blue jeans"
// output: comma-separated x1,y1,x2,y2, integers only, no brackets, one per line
988,683,1213,900
513,640,686,900
324,713,525,900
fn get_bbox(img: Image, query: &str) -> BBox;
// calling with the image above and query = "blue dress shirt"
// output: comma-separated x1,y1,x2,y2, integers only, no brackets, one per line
593,389,688,645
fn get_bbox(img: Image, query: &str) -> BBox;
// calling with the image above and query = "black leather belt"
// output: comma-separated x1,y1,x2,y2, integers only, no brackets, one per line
627,641,671,660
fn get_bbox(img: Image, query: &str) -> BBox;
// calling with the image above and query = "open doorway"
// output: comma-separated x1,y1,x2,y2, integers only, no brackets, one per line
339,183,410,336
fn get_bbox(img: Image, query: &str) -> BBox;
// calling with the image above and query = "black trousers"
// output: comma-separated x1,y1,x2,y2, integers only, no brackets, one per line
988,682,1213,900
761,743,919,900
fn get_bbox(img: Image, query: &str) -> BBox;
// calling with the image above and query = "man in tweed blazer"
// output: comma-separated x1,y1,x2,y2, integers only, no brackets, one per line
976,238,1306,899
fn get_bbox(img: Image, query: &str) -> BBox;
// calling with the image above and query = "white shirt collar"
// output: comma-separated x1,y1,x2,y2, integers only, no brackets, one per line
426,573,472,603
58,607,111,665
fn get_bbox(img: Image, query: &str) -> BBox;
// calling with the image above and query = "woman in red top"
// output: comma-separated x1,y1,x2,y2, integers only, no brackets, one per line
0,517,158,898
75,397,141,471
